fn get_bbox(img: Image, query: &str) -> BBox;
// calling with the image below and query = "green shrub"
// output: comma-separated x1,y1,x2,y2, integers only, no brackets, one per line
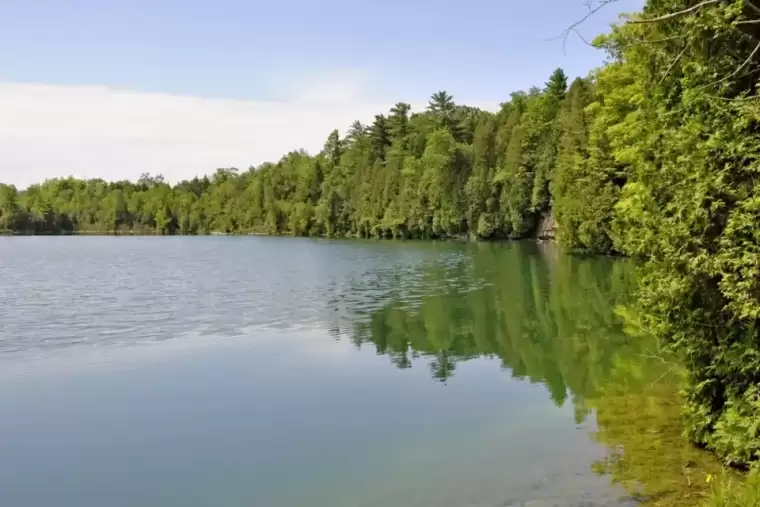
709,387,760,467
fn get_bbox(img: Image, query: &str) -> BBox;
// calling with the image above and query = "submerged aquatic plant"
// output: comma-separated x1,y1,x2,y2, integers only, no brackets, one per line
588,380,728,507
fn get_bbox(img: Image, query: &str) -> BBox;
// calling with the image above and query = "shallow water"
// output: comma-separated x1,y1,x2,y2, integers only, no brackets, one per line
0,237,652,507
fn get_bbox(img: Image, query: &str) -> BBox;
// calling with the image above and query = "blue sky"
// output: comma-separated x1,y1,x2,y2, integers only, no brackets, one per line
0,0,642,101
0,0,642,186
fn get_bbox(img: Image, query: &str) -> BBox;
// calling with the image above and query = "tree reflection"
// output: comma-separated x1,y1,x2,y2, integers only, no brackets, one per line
329,241,726,502
347,242,654,410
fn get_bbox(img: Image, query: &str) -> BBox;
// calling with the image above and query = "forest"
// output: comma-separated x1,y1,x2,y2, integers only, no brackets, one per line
0,75,577,242
2,0,760,474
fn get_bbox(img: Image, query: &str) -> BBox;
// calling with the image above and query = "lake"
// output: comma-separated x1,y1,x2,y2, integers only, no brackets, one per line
0,237,663,507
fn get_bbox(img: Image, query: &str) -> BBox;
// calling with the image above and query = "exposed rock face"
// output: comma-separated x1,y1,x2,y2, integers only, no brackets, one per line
536,210,557,240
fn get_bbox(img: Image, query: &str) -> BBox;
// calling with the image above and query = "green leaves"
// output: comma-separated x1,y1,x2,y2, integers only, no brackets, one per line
582,0,760,468
2,67,601,244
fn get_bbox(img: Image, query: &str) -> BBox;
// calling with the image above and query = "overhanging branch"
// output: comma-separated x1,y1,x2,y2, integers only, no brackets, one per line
701,40,760,89
623,36,682,48
744,0,760,16
658,45,689,85
549,0,623,53
629,0,721,24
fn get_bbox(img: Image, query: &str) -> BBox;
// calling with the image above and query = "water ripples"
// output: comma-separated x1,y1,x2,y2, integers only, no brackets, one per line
0,237,482,361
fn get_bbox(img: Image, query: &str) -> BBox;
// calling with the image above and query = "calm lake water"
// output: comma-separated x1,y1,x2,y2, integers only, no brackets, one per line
0,237,657,507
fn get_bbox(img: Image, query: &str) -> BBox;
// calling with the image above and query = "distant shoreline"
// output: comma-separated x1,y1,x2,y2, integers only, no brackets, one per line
0,230,557,243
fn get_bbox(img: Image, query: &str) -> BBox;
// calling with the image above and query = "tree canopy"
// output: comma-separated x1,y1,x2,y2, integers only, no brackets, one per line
572,0,760,468
0,72,575,240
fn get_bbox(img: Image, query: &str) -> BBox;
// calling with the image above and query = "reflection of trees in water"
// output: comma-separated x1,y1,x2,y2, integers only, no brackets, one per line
346,242,655,416
326,242,724,504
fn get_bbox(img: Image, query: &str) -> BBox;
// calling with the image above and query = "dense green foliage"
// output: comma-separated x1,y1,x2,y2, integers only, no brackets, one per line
585,0,760,468
0,75,576,239
2,0,760,471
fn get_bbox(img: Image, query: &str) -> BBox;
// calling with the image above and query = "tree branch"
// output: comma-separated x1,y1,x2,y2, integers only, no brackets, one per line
701,40,760,89
569,27,595,48
744,0,760,17
629,0,721,24
623,36,682,48
715,94,760,101
550,0,623,53
649,366,676,388
658,44,689,85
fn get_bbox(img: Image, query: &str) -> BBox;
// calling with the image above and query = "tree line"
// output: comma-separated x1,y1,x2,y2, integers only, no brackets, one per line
2,0,760,470
0,77,581,240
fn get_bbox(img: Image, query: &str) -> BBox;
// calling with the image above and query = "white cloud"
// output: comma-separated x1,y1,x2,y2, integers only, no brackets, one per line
0,78,499,188
280,69,374,103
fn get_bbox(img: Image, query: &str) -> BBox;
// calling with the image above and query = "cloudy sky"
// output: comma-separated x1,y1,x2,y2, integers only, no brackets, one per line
0,0,641,188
